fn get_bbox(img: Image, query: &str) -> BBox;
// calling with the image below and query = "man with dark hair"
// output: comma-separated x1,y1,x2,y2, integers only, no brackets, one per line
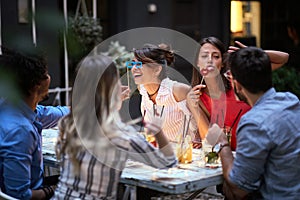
206,47,300,199
0,47,69,199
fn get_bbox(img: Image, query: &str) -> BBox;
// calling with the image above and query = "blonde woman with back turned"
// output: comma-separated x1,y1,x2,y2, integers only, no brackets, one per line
54,54,177,199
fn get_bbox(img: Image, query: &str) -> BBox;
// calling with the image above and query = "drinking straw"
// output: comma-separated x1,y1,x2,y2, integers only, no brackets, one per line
127,67,130,88
180,115,191,159
126,117,143,125
229,109,243,133
181,115,187,144
221,109,225,128
200,76,204,85
160,105,165,118
184,115,191,139
179,115,187,155
140,110,146,132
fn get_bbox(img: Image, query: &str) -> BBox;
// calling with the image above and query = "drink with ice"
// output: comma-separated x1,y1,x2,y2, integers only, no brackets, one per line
176,135,192,164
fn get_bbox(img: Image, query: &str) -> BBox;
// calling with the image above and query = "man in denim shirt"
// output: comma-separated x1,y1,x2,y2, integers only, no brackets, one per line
0,47,69,199
207,47,300,199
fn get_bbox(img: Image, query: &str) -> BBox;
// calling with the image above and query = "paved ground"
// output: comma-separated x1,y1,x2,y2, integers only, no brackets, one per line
195,186,224,200
151,186,224,200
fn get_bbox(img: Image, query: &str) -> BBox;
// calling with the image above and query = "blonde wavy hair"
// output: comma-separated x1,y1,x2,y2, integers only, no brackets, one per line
55,54,129,174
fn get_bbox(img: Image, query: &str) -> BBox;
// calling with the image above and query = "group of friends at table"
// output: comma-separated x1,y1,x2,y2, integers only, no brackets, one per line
0,35,299,200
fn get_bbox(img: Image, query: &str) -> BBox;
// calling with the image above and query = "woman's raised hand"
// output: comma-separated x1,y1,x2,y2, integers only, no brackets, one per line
228,41,247,53
186,84,206,108
121,85,131,101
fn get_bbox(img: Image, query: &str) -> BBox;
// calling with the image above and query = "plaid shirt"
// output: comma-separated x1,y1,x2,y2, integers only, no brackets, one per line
54,132,176,199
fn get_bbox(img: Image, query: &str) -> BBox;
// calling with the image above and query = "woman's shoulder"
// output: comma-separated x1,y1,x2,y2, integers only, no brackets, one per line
173,82,191,93
172,81,191,102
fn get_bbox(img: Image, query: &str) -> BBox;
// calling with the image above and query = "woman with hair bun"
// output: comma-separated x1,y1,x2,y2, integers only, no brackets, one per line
131,43,199,146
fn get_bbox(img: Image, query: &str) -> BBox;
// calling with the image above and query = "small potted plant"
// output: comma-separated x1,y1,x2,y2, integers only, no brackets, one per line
66,12,103,84
101,41,133,75
272,65,300,98
68,15,103,52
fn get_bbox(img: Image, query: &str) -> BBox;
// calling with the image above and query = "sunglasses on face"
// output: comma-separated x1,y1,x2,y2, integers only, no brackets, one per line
126,61,143,69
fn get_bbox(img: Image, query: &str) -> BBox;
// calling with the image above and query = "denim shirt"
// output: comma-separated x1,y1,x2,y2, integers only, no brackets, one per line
0,100,69,199
230,88,300,199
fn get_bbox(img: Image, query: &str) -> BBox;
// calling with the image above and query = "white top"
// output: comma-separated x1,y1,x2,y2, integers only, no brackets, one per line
140,78,197,142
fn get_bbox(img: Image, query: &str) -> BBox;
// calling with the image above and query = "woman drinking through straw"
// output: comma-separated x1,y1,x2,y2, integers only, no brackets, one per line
187,37,289,150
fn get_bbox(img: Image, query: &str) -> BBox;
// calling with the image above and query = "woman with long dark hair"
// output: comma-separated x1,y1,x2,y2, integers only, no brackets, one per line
187,37,289,150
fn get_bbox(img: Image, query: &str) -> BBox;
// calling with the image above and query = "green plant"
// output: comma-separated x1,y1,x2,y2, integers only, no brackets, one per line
272,65,300,98
101,41,134,75
68,16,102,51
66,15,103,84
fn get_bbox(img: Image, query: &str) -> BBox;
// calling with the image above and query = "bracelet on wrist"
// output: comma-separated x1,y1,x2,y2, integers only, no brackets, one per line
42,186,54,200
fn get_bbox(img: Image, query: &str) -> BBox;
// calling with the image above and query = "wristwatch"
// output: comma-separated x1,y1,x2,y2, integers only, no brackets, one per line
213,143,230,154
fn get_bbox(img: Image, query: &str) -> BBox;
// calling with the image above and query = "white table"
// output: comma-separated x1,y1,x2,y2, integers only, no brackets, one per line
42,129,224,199
120,156,223,199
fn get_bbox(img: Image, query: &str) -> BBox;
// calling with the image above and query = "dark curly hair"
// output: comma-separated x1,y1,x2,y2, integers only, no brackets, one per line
0,47,48,97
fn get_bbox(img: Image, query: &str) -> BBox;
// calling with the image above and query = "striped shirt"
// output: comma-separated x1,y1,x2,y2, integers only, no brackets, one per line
54,131,176,199
140,78,197,142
